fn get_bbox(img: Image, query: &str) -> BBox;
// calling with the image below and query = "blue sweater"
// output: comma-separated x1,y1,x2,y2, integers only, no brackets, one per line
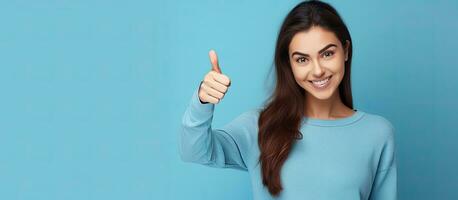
179,86,397,200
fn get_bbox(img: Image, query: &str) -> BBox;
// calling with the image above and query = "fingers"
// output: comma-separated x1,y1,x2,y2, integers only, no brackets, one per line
199,49,231,104
201,83,225,100
204,75,228,94
209,49,222,74
200,92,220,104
209,71,231,86
199,81,224,104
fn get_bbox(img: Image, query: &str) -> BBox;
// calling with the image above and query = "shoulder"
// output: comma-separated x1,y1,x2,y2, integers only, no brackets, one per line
218,108,262,163
226,107,261,123
222,108,261,131
243,108,262,121
239,108,262,118
359,110,395,140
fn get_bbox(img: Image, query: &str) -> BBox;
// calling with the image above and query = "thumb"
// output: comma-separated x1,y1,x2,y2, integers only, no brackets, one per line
209,49,222,74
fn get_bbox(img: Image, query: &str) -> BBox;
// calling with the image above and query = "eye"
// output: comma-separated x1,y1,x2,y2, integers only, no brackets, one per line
296,57,308,64
322,51,335,58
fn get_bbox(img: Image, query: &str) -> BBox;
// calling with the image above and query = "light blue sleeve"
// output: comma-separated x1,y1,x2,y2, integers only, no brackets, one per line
369,125,398,200
178,82,254,171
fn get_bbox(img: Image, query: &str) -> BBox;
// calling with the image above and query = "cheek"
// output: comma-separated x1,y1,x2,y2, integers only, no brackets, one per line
291,66,308,81
326,58,345,72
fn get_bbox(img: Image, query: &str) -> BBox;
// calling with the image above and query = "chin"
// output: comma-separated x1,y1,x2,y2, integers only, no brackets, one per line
307,89,335,100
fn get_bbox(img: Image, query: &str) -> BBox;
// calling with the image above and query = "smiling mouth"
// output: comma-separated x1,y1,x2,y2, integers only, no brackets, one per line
308,75,332,83
308,75,332,88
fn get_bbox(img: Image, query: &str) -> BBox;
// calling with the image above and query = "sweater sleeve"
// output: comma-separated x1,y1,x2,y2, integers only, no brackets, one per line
369,126,398,200
178,82,254,171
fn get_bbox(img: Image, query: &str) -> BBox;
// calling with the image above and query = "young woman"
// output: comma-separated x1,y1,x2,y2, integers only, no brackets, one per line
179,1,397,199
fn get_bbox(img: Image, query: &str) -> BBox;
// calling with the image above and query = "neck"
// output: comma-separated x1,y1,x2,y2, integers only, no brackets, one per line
304,90,353,120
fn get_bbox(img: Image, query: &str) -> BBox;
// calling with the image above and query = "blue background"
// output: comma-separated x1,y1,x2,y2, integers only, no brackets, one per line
1,0,457,199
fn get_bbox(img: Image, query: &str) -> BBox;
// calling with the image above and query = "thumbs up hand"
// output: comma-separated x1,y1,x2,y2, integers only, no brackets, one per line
198,49,231,104
209,49,222,74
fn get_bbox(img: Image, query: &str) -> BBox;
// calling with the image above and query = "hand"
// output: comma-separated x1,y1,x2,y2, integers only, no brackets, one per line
198,49,231,104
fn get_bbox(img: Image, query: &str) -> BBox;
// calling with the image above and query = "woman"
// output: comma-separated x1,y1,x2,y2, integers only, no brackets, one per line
179,0,397,199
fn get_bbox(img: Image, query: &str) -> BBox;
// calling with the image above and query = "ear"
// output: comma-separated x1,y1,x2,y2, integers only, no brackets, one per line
344,40,350,61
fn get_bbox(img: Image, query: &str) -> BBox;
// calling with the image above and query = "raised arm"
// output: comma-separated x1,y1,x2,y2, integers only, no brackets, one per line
179,84,253,171
178,50,255,171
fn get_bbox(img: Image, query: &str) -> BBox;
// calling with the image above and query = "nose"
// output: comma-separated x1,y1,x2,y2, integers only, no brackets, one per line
311,59,325,78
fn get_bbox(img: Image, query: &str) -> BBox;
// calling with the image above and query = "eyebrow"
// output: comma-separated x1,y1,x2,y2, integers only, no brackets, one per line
291,43,337,57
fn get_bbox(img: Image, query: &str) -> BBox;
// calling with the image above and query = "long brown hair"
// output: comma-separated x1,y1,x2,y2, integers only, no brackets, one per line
258,0,354,196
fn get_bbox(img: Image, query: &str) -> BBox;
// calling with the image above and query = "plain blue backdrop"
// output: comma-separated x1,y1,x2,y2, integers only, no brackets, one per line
1,0,457,199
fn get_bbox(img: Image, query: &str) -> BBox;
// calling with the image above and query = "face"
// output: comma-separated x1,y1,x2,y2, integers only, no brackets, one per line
288,26,349,100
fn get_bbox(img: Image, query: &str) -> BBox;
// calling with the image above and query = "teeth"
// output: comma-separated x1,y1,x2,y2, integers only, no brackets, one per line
312,76,330,85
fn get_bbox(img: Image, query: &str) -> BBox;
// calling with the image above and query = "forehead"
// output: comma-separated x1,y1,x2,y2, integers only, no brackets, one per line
289,26,340,53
